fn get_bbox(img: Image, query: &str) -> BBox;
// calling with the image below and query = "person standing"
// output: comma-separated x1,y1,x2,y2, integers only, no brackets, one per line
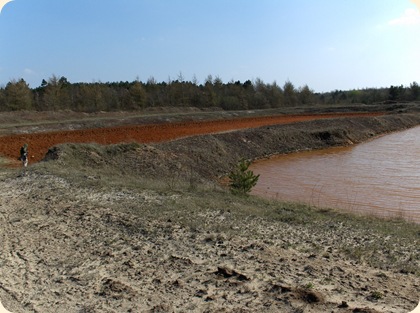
19,143,28,167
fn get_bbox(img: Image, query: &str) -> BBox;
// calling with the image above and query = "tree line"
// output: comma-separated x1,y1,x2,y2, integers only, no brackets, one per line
0,75,419,112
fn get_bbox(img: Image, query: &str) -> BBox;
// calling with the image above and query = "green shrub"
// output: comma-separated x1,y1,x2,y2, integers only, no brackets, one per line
229,159,260,195
368,291,384,301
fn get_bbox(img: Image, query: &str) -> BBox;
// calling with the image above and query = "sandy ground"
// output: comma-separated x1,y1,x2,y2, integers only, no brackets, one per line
0,171,418,313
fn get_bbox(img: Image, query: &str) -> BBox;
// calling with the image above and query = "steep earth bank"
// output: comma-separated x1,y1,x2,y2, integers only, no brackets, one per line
44,113,420,184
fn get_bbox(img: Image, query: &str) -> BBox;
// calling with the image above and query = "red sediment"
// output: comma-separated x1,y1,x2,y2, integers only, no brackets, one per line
0,112,383,164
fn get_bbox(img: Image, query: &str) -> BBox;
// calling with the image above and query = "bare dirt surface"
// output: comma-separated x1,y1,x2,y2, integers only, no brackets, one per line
0,173,418,313
0,110,418,313
0,112,383,165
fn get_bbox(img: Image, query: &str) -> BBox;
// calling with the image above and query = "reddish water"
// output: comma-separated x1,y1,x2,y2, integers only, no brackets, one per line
250,127,420,224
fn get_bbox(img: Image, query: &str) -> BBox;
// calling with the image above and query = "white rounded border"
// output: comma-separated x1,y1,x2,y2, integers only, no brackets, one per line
409,300,420,313
0,301,12,313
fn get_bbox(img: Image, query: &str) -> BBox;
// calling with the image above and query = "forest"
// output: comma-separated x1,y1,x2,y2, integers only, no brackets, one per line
0,75,419,112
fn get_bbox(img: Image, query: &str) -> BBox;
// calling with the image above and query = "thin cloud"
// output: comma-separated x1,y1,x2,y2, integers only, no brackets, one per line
23,68,36,76
388,8,420,26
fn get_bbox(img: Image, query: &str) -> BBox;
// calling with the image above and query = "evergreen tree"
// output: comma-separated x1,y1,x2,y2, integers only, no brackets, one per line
229,159,260,195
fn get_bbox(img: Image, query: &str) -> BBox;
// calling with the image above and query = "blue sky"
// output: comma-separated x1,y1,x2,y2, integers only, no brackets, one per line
0,0,419,92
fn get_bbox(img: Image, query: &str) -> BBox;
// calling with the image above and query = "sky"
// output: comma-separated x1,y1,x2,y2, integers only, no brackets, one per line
0,0,419,92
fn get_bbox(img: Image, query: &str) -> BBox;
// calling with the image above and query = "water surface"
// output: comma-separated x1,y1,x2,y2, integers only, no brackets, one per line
250,127,420,223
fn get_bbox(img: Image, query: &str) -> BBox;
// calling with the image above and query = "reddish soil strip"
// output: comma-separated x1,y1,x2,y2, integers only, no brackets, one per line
0,112,383,164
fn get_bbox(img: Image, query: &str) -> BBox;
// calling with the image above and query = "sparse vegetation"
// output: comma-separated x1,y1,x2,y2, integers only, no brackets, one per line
368,291,383,301
29,124,419,277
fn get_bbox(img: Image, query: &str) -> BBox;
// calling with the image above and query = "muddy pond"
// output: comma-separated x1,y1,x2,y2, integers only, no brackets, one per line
250,126,420,224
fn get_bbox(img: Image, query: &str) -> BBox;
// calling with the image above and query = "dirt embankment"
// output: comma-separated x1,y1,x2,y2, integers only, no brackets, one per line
44,113,420,184
0,112,383,165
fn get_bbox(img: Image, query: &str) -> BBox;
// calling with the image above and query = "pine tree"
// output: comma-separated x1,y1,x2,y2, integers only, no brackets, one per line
229,159,260,195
